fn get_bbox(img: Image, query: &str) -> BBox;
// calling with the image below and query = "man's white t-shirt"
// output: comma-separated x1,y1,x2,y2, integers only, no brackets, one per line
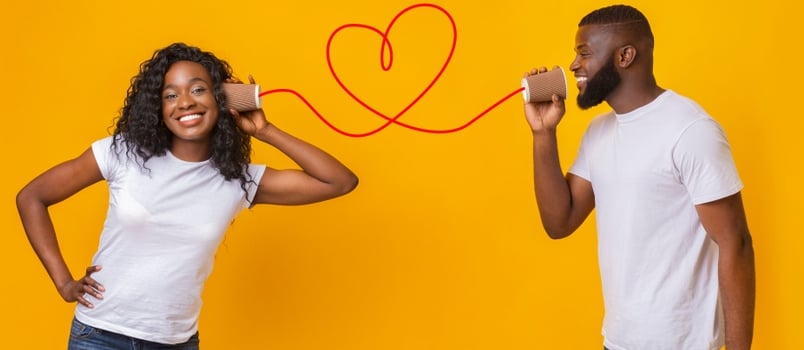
569,90,743,350
75,136,266,344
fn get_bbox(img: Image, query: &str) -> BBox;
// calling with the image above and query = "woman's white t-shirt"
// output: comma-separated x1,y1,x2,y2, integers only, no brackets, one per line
75,136,265,344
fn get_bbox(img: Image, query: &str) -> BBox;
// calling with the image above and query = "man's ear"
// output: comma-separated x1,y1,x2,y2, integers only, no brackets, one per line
617,45,637,68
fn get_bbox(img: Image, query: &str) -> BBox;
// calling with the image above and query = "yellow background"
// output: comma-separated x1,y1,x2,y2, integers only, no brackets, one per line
1,0,800,348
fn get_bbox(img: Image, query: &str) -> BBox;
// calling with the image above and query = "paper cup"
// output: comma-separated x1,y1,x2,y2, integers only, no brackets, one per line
521,67,567,103
222,83,262,112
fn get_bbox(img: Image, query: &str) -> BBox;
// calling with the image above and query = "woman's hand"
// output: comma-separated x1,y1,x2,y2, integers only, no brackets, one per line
59,265,105,308
229,75,270,136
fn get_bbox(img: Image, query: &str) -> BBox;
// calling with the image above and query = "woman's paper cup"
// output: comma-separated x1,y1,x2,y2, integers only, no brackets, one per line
222,83,262,112
521,67,567,103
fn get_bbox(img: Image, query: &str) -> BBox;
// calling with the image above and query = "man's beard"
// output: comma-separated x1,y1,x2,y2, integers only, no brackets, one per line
577,59,621,110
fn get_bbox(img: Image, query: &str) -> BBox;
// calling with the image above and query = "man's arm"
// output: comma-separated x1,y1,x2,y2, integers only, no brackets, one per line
531,130,595,238
523,67,595,238
696,192,755,349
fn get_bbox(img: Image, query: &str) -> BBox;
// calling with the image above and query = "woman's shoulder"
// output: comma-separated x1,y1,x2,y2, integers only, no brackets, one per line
91,134,138,165
91,134,127,153
92,134,116,147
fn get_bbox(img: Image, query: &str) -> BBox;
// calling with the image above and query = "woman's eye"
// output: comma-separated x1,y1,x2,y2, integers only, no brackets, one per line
164,93,177,100
191,87,206,95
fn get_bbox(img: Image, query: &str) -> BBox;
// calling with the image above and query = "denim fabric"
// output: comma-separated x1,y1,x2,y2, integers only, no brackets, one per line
68,318,199,350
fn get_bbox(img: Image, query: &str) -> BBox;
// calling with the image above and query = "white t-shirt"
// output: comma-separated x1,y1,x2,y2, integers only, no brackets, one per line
569,90,743,350
75,136,266,344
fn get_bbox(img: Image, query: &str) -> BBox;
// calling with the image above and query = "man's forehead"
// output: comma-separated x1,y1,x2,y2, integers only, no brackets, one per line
575,24,616,48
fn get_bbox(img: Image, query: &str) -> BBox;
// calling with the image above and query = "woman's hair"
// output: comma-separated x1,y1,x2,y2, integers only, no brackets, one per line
112,42,254,196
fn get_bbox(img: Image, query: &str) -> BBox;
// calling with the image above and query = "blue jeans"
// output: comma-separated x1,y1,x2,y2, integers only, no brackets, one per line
68,318,200,350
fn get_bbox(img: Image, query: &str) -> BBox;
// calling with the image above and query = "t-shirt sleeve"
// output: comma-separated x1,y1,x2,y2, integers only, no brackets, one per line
568,128,591,181
674,118,743,205
244,164,267,208
91,136,121,181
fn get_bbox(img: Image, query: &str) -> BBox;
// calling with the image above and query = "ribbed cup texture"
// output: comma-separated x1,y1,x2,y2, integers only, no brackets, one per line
521,67,567,103
222,83,261,112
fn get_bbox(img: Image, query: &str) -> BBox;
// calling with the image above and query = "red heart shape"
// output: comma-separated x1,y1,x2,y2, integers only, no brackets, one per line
325,3,456,136
260,3,524,137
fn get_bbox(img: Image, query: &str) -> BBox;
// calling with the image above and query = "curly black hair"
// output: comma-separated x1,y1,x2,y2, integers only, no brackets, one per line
112,42,254,197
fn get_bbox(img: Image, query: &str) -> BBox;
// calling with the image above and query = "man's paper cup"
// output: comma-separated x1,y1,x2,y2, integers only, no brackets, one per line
521,67,567,103
222,83,262,112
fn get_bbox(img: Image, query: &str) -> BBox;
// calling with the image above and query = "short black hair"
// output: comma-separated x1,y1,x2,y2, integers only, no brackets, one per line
579,4,654,48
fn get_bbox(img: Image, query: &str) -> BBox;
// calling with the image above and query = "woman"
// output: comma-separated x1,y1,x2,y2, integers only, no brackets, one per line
16,42,358,349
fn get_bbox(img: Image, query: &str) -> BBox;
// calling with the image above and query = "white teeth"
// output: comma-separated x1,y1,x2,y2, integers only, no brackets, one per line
179,114,201,122
576,77,588,83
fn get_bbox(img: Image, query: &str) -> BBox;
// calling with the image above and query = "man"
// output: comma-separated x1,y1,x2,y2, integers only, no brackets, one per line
523,5,755,349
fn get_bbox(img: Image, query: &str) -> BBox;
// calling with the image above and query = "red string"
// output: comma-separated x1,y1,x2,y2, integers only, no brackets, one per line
258,3,524,137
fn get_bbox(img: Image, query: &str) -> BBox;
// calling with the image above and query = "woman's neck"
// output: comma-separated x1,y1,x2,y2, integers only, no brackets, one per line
170,139,212,162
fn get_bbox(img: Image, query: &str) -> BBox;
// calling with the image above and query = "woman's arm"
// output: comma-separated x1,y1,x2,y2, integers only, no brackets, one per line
229,81,358,205
16,147,106,307
250,122,358,205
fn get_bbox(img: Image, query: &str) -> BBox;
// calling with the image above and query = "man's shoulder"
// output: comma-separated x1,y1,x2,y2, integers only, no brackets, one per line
660,90,709,115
